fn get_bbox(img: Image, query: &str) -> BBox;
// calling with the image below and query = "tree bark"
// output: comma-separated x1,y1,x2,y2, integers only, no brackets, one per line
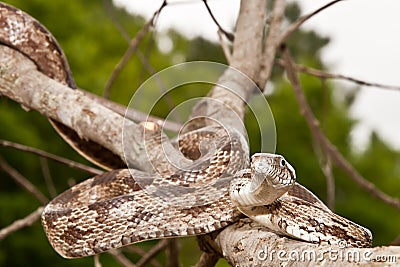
208,219,400,266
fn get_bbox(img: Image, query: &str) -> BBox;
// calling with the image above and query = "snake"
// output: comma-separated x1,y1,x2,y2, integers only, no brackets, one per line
0,2,372,259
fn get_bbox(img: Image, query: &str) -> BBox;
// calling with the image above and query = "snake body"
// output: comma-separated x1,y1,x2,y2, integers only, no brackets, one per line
0,2,372,259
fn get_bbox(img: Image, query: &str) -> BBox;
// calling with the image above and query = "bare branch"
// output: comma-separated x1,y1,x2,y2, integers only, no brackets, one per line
103,0,167,97
0,156,48,204
276,59,400,92
80,90,182,132
259,0,286,88
321,156,335,211
40,157,57,198
278,0,344,44
213,218,400,266
134,240,167,267
194,252,219,267
0,45,164,171
190,0,266,129
280,45,400,211
202,0,234,41
102,0,184,125
217,30,232,64
391,234,400,246
108,250,136,267
0,206,43,241
230,0,265,83
94,254,103,267
166,239,180,267
0,139,103,175
103,0,131,42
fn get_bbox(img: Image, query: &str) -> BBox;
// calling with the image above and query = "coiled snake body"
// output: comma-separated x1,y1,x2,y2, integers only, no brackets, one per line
0,2,372,259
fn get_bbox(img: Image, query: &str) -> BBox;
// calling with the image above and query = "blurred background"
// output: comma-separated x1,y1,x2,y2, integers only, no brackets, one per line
0,1,399,266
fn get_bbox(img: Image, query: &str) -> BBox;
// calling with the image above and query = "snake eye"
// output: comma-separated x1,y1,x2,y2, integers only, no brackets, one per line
280,158,286,167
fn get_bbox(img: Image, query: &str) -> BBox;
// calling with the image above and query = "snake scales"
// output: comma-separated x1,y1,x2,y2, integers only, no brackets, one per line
0,2,372,259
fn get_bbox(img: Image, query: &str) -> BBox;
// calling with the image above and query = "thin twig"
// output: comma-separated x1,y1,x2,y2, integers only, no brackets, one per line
166,239,180,267
278,0,344,44
280,45,400,211
0,206,43,241
137,32,182,124
108,250,136,267
103,0,167,97
94,254,103,267
103,0,131,42
102,0,183,125
276,59,400,92
0,139,103,175
322,156,335,211
217,30,232,64
390,234,400,246
135,240,167,267
0,156,49,204
202,0,234,41
194,252,219,267
40,157,57,198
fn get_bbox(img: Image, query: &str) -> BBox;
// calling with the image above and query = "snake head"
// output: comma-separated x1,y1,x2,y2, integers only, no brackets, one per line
230,153,296,207
250,153,296,190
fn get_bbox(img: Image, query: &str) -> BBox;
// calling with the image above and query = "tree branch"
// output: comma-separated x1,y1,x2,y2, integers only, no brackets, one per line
0,206,43,241
280,45,400,211
134,240,167,267
202,0,234,42
166,239,180,267
275,59,400,92
40,157,58,198
103,0,167,97
108,249,136,267
259,0,286,88
211,219,400,266
0,156,49,204
0,45,167,172
80,90,182,132
194,252,219,267
0,139,103,175
190,0,266,131
217,30,232,64
278,0,344,44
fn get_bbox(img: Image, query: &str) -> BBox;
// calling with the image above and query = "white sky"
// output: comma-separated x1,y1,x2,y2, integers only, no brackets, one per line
114,0,400,151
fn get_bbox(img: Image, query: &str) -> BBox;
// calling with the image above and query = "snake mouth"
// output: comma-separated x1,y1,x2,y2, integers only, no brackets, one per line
270,175,293,188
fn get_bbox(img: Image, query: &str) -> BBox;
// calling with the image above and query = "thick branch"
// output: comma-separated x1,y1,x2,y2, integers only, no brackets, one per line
212,219,400,266
259,0,286,87
190,0,266,130
0,45,162,171
80,90,182,132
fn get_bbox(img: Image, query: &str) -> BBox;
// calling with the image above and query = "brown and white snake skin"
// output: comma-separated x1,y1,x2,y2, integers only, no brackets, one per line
0,2,372,259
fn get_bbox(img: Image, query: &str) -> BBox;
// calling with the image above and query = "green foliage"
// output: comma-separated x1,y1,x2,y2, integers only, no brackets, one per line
0,1,399,266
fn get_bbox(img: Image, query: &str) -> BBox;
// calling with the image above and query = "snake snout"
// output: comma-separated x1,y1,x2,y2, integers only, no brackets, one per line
251,153,296,187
